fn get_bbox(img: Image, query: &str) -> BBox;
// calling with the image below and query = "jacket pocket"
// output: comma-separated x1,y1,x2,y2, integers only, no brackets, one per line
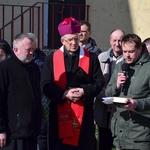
111,115,118,137
130,113,150,141
17,113,20,128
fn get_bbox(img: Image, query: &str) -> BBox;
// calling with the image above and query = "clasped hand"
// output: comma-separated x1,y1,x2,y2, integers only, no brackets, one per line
63,88,84,102
0,132,6,147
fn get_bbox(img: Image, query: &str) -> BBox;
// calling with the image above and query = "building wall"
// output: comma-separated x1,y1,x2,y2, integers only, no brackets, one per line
86,0,150,50
128,0,150,41
0,0,38,5
0,0,44,47
1,0,150,50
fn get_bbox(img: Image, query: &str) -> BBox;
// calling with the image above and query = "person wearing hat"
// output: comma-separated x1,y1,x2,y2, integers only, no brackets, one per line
41,16,105,150
0,39,12,61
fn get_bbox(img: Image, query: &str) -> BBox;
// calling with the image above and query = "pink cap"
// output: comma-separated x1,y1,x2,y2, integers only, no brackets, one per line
58,17,80,36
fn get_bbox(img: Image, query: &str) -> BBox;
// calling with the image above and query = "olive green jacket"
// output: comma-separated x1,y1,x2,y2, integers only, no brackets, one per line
106,45,150,149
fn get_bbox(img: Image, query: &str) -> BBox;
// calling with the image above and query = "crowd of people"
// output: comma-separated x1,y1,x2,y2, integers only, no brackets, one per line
0,16,150,150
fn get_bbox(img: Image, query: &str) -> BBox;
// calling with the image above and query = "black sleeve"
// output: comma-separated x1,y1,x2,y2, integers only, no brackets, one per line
41,52,66,104
80,53,105,102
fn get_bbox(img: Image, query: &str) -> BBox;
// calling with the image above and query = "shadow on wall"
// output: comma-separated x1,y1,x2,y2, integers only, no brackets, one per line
90,0,133,50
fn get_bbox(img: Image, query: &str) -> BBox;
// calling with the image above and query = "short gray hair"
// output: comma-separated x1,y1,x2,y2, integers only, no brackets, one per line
13,33,36,49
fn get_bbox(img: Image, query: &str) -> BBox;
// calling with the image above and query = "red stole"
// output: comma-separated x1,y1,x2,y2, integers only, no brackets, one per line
53,47,90,146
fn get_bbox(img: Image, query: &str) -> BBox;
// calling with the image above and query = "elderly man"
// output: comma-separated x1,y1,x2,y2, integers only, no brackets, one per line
94,29,125,150
41,16,105,150
106,34,150,150
0,33,42,150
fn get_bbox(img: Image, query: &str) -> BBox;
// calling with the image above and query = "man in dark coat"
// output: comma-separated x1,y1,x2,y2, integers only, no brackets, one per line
27,32,48,150
0,39,12,61
0,33,42,150
33,48,48,150
79,20,101,55
41,16,105,150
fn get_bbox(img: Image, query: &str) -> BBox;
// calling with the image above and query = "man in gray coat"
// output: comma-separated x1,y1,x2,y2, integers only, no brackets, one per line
106,34,150,150
94,29,125,150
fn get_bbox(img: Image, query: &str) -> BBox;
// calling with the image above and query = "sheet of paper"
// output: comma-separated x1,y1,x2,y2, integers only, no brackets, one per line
102,97,113,105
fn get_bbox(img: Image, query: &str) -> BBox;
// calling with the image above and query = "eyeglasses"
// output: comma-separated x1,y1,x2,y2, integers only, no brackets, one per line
63,37,79,44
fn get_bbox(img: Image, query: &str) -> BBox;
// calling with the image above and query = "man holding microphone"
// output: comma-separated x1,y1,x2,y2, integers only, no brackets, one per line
106,33,150,150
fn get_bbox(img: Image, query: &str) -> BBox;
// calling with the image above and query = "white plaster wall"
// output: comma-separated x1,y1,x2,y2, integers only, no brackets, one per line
1,0,150,49
128,0,150,41
86,0,150,50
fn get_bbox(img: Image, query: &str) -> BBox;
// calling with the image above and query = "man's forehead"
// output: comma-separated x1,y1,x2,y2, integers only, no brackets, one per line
81,24,88,29
64,34,79,38
122,41,135,46
111,31,124,40
122,42,136,50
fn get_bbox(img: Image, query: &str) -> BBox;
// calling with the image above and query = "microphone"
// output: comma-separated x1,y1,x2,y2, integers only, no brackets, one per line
121,63,129,92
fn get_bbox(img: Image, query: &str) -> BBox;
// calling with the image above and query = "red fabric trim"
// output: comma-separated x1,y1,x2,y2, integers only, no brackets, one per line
53,48,90,146
53,50,66,90
53,50,73,138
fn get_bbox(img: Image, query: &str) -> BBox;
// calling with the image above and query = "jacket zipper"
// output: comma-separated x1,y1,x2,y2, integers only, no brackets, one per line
17,113,20,128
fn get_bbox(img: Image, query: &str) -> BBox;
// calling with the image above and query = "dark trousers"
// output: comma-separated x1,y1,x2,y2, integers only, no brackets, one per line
116,148,140,150
1,138,37,150
98,126,113,150
38,95,49,150
38,119,48,150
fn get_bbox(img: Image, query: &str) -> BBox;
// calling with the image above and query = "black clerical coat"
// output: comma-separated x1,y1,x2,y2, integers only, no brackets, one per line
41,46,105,150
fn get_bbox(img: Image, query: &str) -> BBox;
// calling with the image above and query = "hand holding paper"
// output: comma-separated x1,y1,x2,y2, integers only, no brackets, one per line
102,97,128,105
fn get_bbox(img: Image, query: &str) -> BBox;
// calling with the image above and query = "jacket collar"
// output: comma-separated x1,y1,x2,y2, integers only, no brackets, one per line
100,48,113,62
100,48,124,63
